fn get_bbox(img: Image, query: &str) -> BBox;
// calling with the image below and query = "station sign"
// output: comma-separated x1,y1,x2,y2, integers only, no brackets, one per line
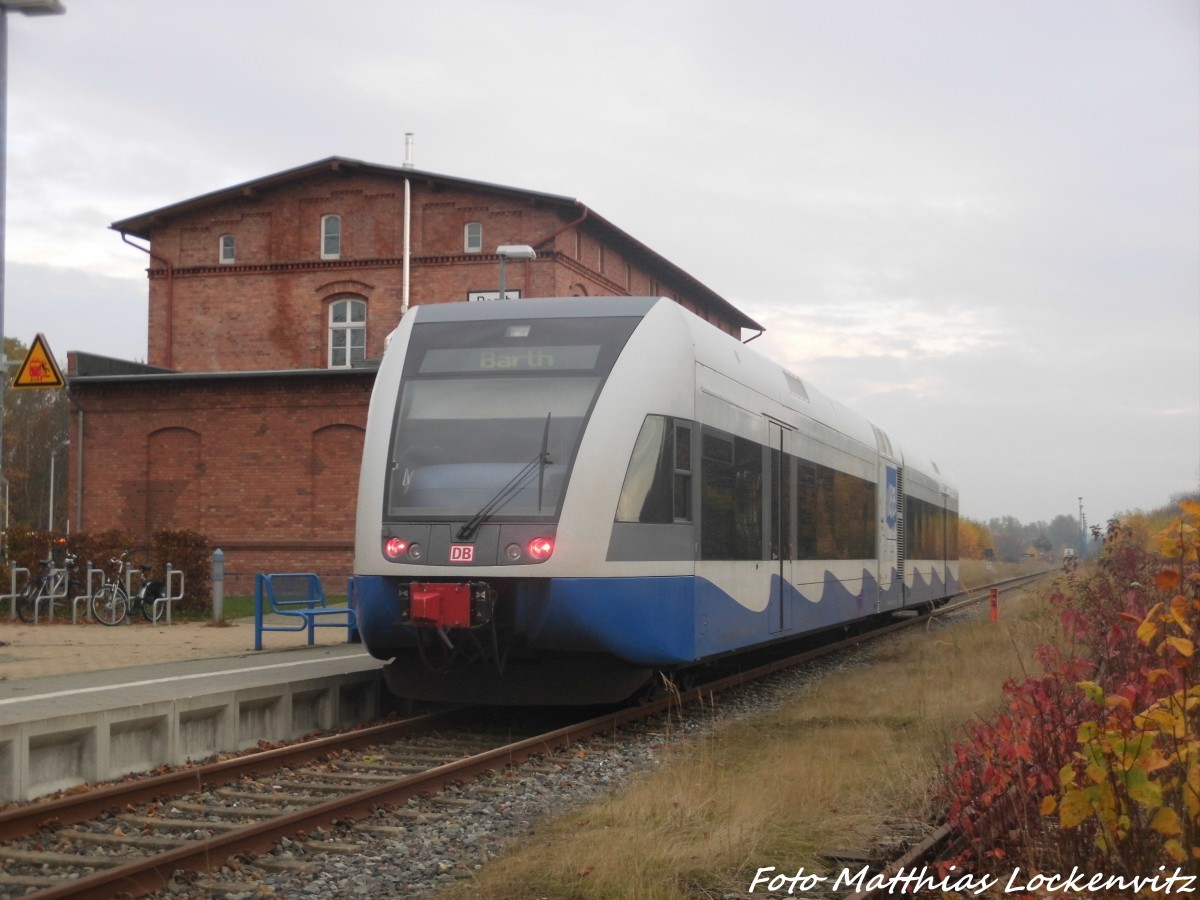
467,290,521,302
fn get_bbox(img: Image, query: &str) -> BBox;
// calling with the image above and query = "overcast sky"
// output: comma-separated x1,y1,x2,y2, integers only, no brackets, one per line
3,0,1197,528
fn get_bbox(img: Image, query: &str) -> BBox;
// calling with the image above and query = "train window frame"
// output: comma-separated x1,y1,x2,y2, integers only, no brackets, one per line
614,416,694,525
387,314,641,523
699,426,762,560
673,422,692,523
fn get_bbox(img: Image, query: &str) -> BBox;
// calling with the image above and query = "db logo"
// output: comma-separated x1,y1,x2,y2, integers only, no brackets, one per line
449,544,475,563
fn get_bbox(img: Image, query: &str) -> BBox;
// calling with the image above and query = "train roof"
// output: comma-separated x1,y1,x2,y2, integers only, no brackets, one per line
409,296,659,323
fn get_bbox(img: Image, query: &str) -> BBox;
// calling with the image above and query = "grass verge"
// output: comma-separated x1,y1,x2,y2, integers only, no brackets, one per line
440,563,1058,899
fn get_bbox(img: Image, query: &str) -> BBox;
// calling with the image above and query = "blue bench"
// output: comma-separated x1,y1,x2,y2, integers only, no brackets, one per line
254,573,358,650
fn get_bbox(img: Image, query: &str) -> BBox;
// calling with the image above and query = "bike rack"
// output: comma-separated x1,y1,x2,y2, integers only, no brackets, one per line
5,567,30,621
153,564,186,625
72,562,105,624
30,561,64,624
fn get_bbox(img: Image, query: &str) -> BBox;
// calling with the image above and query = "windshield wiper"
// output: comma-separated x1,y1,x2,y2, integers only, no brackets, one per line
457,414,552,541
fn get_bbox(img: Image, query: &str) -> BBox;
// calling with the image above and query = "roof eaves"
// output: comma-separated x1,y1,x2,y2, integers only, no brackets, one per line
110,157,579,239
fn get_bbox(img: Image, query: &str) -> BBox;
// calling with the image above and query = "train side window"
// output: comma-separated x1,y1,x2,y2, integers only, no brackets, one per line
700,429,734,559
673,423,692,522
814,465,838,558
906,495,942,559
701,429,762,561
615,416,673,523
833,470,877,559
733,436,762,559
616,416,694,524
795,459,817,559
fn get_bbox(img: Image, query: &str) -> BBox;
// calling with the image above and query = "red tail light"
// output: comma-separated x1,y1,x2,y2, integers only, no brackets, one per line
527,537,554,561
384,537,408,559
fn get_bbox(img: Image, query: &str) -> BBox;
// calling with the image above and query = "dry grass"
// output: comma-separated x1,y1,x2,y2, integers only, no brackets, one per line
442,566,1058,900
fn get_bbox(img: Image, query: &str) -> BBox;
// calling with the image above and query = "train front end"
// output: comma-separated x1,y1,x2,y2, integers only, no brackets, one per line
351,297,682,705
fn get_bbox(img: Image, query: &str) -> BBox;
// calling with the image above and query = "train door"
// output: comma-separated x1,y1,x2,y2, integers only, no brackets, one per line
766,419,793,634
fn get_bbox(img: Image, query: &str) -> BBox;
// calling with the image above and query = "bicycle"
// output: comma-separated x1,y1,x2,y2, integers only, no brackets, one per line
90,551,166,626
15,551,84,623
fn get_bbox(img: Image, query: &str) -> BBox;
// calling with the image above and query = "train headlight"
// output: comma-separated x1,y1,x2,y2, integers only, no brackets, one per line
527,537,554,561
504,542,523,562
384,538,423,561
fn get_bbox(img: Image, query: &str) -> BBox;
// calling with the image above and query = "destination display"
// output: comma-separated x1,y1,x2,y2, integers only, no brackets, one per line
418,345,601,374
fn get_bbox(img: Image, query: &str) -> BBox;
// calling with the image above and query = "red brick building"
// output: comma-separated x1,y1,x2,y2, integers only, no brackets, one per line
66,157,762,587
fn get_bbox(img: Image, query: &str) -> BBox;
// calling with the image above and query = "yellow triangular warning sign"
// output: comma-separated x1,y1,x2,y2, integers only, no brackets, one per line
11,333,65,390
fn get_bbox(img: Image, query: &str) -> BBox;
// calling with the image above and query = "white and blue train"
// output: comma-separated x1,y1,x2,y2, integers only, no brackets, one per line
351,297,959,704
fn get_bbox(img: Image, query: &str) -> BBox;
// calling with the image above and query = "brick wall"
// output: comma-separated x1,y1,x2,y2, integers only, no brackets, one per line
69,370,375,594
143,171,738,371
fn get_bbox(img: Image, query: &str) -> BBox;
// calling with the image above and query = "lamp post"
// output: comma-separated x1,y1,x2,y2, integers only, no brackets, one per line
1078,496,1085,559
48,437,66,532
0,0,66,529
496,244,536,301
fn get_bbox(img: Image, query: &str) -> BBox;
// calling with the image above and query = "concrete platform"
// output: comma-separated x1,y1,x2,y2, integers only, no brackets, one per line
0,620,388,803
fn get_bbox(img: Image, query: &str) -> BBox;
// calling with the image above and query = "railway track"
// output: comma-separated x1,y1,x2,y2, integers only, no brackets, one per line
0,571,1049,898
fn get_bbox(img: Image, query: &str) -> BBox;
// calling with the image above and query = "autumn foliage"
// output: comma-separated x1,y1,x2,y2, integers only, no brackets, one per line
941,500,1200,880
958,517,994,560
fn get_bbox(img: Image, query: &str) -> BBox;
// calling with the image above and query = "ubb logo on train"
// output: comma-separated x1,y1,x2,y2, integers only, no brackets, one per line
886,466,899,531
450,544,475,563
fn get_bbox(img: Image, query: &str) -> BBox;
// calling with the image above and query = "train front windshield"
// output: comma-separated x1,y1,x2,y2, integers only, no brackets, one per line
385,315,640,521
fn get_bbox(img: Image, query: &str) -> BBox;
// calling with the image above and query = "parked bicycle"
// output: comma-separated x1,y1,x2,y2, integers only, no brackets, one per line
15,551,84,623
90,551,166,626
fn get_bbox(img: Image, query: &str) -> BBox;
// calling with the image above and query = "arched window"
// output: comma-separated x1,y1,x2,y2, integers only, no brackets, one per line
219,234,235,264
329,297,366,368
464,222,482,253
321,214,342,259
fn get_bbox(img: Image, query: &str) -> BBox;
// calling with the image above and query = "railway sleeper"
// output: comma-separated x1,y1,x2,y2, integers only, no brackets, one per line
118,814,244,831
59,828,191,849
167,800,282,819
0,846,124,868
0,873,65,889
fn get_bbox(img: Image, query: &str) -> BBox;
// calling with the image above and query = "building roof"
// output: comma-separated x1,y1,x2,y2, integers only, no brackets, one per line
110,156,764,333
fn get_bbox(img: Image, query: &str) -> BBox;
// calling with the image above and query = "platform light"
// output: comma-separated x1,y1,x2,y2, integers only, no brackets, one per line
496,244,536,301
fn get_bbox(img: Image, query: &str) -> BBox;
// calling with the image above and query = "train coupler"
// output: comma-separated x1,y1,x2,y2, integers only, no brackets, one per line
398,581,495,630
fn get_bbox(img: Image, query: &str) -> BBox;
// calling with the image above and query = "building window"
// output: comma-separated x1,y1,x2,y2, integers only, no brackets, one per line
321,214,342,259
329,297,366,368
464,222,482,253
219,234,235,264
